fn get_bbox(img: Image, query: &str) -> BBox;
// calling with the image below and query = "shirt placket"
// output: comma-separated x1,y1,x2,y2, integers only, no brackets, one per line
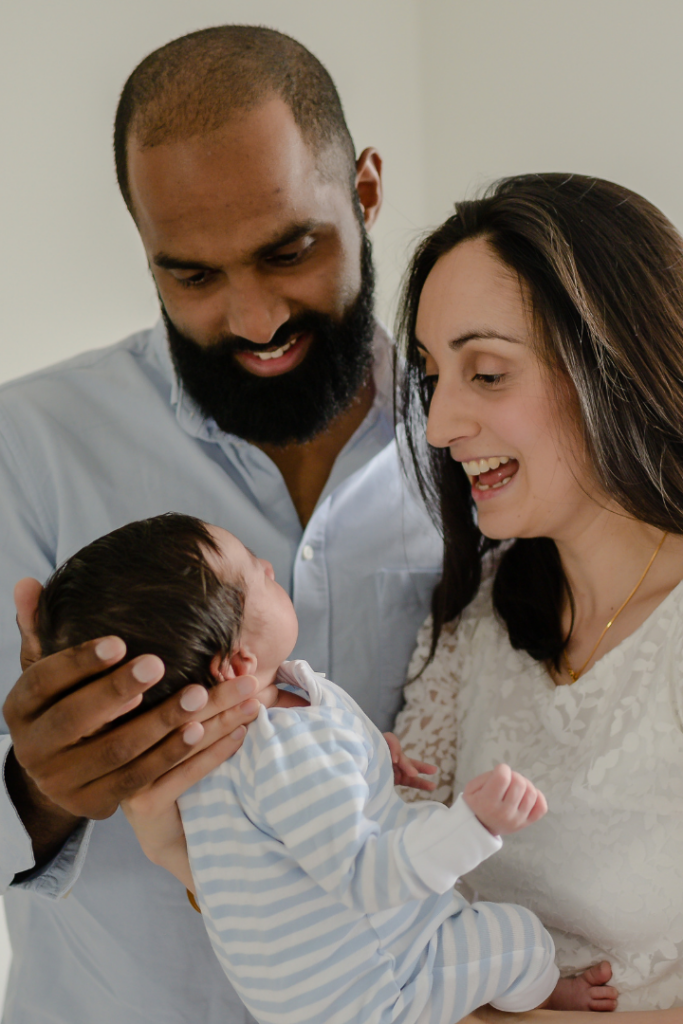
292,497,331,676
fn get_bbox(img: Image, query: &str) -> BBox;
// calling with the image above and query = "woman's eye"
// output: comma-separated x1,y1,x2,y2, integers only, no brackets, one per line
473,372,504,386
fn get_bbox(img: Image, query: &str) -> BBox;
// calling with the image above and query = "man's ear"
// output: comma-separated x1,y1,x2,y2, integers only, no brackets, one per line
210,649,257,682
355,148,383,230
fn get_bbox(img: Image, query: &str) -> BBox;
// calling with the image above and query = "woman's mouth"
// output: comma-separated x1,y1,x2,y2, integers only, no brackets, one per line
460,456,520,498
234,331,313,377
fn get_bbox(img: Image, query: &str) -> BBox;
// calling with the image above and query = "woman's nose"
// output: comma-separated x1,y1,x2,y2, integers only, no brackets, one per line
426,379,479,450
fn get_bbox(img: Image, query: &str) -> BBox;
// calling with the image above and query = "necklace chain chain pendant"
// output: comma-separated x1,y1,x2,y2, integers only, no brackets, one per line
562,531,668,683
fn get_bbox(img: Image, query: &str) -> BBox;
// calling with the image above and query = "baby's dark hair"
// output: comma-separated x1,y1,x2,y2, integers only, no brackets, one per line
37,513,244,714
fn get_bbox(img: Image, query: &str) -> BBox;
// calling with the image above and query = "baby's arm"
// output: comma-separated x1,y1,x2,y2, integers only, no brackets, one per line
122,726,246,894
462,763,547,835
248,717,502,914
122,786,194,891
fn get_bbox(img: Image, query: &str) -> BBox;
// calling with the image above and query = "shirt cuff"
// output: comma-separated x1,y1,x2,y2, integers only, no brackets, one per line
0,737,94,899
400,793,502,893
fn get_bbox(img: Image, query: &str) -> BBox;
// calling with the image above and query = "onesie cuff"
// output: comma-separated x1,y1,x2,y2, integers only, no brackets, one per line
490,956,560,1012
401,793,502,894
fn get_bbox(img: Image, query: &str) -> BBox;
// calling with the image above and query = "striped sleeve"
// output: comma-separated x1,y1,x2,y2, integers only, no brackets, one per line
243,715,494,914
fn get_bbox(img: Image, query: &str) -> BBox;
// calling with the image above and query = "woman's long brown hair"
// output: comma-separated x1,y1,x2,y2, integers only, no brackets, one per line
398,173,683,668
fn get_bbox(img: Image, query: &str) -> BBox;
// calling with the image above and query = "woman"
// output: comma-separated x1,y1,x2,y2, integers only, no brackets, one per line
394,173,683,1013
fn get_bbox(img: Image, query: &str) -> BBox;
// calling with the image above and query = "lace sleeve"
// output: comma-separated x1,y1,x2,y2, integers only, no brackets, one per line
393,617,461,806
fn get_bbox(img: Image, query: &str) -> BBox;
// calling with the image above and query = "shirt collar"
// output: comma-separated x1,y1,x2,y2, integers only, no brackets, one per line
149,318,395,444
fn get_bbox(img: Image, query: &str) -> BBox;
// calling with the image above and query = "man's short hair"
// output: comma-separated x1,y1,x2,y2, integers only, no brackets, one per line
114,25,357,216
37,514,244,714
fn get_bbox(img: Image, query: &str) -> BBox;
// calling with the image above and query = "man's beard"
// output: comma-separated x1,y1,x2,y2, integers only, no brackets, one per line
164,232,376,447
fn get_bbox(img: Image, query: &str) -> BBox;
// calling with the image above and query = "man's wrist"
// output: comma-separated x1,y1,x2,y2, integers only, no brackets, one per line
5,747,84,875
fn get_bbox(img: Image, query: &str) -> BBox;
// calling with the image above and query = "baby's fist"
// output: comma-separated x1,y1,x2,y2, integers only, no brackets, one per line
463,764,547,836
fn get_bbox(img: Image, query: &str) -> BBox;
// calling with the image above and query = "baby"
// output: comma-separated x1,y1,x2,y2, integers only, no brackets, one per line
38,513,616,1023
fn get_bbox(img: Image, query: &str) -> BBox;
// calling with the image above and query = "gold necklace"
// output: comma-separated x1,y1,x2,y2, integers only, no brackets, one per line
562,531,668,683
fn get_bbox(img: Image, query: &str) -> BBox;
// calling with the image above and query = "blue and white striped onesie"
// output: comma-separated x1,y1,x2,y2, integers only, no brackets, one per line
178,661,559,1024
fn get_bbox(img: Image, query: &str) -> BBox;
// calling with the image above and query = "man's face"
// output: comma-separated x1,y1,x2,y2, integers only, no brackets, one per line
127,97,377,445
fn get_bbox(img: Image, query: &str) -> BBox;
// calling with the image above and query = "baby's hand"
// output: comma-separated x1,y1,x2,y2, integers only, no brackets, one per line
463,763,546,835
384,732,437,792
542,961,618,1012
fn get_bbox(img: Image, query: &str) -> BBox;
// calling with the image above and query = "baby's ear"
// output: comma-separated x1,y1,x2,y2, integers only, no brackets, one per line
210,649,256,681
229,650,257,678
210,653,234,682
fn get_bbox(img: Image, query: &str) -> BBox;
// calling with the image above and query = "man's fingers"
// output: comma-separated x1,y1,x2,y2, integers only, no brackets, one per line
7,635,128,721
190,674,258,720
82,702,258,810
14,578,44,670
131,727,248,809
17,654,164,762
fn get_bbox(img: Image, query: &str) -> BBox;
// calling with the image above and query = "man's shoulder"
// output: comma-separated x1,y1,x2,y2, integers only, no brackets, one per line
0,326,161,412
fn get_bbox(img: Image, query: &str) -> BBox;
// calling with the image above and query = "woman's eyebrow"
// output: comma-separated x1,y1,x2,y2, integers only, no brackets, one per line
416,329,522,352
447,329,522,349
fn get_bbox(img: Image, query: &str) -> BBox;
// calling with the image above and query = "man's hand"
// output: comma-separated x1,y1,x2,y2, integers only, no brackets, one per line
4,578,275,869
462,764,547,836
384,732,437,792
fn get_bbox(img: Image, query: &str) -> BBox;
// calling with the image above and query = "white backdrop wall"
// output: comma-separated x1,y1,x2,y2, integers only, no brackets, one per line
3,0,683,1004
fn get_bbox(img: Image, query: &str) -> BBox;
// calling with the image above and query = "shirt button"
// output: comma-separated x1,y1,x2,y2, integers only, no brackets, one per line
301,544,314,561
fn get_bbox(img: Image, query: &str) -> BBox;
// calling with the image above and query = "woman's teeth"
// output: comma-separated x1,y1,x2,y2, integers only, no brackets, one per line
461,455,514,490
253,337,298,361
461,456,510,475
477,477,512,491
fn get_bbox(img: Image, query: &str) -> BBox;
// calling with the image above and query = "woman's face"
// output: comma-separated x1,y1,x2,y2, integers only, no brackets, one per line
415,237,597,542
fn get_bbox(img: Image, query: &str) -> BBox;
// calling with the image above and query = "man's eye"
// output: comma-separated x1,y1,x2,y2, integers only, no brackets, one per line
271,251,303,265
175,271,214,289
267,239,315,266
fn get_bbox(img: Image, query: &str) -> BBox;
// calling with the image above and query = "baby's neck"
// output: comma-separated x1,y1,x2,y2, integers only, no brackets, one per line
273,687,310,709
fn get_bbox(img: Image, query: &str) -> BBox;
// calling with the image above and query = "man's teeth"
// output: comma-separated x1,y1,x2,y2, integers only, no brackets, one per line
253,337,298,361
461,456,510,475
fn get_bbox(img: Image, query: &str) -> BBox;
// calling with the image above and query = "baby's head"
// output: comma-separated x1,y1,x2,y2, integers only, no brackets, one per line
37,513,299,713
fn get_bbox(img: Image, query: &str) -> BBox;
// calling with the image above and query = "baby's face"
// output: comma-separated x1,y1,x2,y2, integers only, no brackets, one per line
206,525,299,677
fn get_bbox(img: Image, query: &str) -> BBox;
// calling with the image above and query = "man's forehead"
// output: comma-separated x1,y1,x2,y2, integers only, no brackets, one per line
128,97,344,228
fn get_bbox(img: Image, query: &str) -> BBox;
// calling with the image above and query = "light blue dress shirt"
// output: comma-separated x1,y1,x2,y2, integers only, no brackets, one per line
0,322,442,1023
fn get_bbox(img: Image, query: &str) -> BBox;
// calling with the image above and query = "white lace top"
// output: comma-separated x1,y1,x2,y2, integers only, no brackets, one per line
394,572,683,1011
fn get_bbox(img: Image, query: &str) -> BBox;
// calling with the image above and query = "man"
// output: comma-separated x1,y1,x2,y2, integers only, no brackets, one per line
0,26,441,1024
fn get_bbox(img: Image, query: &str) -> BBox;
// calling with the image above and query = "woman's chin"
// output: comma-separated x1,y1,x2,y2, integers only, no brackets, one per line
477,520,518,541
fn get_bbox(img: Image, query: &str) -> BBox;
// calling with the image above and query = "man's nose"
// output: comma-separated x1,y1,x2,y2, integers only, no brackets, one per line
425,379,479,449
222,274,291,345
